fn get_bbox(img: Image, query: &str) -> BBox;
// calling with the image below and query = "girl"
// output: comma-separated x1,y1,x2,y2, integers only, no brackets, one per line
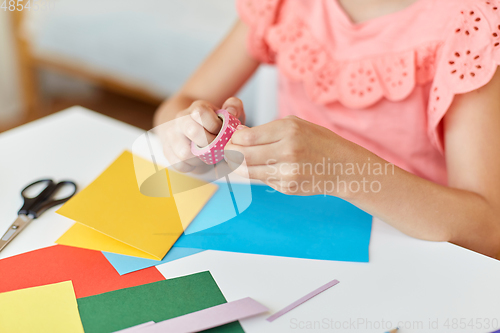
154,0,500,258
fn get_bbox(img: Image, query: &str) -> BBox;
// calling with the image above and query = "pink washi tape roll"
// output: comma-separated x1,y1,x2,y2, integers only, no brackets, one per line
191,109,241,165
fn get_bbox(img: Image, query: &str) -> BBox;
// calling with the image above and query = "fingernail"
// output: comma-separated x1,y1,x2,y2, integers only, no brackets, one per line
236,125,247,130
226,106,237,116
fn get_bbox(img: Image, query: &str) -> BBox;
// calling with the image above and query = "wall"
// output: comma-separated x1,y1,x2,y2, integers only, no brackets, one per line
0,11,23,126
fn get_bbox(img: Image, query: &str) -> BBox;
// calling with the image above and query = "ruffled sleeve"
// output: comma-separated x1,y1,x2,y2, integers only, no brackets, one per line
236,0,284,63
428,0,500,153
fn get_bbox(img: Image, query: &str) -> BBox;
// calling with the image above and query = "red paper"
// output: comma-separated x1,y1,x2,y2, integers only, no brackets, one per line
0,245,165,298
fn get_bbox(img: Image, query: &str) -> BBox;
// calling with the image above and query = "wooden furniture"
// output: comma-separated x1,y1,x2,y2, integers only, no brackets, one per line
10,10,163,124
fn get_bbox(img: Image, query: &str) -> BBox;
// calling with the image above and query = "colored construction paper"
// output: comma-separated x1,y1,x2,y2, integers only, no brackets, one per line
175,184,373,262
113,322,155,332
103,247,205,275
141,297,268,333
266,279,340,322
0,245,165,298
77,271,244,333
183,178,252,234
0,281,84,333
57,223,160,259
56,151,218,260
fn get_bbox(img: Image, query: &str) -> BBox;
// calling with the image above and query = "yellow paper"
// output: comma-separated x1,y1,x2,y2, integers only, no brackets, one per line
0,281,84,333
56,151,218,260
57,223,160,260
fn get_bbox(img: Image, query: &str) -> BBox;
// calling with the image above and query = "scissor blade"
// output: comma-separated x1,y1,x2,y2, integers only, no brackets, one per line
0,215,33,253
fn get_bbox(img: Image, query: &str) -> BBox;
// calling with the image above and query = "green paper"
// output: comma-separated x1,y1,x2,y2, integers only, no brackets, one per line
77,271,244,333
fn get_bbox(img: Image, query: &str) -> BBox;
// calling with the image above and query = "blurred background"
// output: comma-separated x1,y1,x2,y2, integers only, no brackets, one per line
0,0,277,133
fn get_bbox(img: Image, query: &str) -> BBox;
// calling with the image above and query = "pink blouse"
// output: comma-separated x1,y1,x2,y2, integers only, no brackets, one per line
236,0,500,185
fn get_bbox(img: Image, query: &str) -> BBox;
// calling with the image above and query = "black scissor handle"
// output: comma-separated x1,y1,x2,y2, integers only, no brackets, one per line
19,179,77,218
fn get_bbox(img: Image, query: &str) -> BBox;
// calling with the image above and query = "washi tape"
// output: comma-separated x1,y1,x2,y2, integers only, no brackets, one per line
190,109,241,165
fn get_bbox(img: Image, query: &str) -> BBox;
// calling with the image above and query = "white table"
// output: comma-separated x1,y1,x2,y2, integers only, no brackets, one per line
1,107,499,333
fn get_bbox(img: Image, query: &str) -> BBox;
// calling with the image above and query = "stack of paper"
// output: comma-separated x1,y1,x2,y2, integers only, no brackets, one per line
0,245,164,298
77,271,245,333
56,151,218,260
0,281,84,333
0,269,254,333
0,149,370,332
54,150,372,276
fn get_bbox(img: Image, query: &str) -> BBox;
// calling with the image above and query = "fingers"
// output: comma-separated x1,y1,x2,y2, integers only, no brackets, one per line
225,141,280,166
165,129,205,170
178,115,217,148
162,145,196,173
226,158,305,196
225,142,280,180
225,160,277,182
222,97,246,124
230,118,297,146
189,101,223,135
160,98,252,171
157,100,226,172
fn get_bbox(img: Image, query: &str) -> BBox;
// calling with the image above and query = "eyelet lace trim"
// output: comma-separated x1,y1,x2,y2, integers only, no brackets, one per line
265,15,441,108
239,0,500,151
428,0,500,151
237,0,283,63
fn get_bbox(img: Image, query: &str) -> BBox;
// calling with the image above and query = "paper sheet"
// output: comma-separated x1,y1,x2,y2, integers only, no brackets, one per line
113,322,155,333
0,281,84,333
0,245,164,298
57,223,160,259
103,247,205,275
56,151,218,260
140,297,268,333
266,279,340,322
175,184,372,262
77,271,244,333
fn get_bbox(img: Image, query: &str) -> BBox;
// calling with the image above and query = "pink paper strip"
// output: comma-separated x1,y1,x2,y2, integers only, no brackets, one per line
139,297,268,333
266,279,340,322
113,321,155,332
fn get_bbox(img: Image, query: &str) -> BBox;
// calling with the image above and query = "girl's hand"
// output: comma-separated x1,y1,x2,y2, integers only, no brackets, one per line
159,97,246,172
225,116,357,197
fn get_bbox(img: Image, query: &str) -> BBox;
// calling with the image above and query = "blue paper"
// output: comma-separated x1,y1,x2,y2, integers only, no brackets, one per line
103,247,205,275
175,184,373,262
183,179,251,234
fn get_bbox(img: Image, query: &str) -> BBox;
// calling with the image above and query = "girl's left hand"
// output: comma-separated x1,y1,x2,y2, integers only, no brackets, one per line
225,116,358,197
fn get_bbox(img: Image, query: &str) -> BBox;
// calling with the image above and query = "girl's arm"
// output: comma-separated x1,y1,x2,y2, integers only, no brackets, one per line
350,68,500,256
226,68,500,257
154,20,259,171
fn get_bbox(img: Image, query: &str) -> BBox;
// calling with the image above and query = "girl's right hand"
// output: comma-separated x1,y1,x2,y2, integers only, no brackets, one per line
159,97,246,172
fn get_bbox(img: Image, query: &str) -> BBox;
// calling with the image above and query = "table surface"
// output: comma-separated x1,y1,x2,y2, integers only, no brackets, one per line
1,106,500,333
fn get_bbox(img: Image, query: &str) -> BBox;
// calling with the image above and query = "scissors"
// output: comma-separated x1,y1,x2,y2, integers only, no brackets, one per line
0,179,77,253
